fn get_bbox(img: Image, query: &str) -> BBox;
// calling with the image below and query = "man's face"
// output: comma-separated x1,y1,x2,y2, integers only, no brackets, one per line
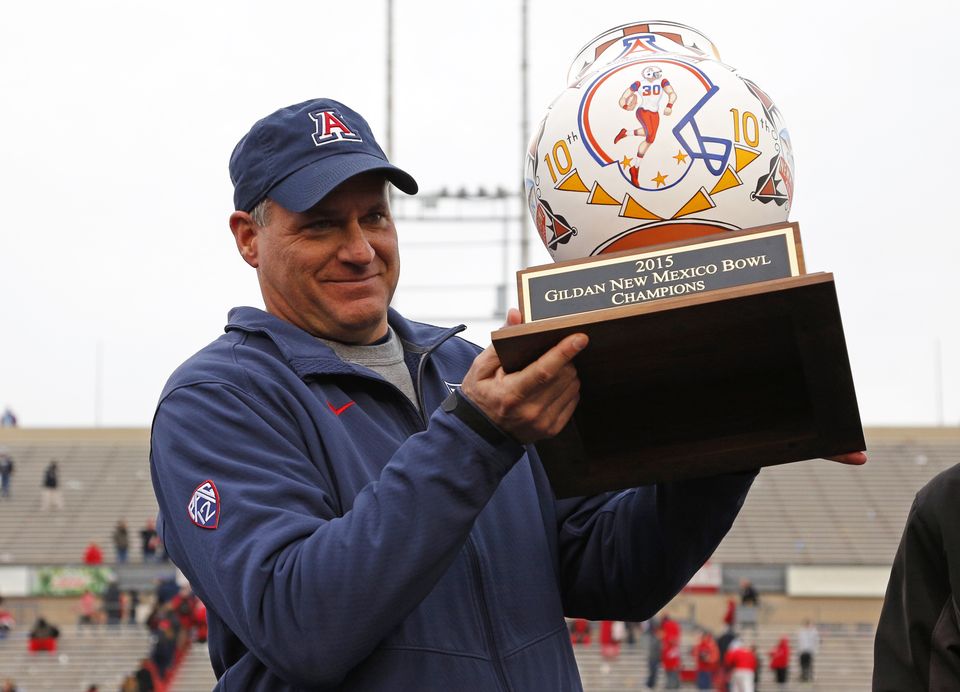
234,172,400,344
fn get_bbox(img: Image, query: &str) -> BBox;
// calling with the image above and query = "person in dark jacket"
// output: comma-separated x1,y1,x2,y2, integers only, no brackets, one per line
149,97,865,691
874,463,960,689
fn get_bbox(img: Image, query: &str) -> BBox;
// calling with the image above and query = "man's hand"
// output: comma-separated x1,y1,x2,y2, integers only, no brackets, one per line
826,451,867,465
461,308,588,444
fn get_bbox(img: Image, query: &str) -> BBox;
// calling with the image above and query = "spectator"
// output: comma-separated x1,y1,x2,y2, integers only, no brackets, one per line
662,630,682,689
724,638,757,692
692,629,720,690
716,625,737,692
738,578,759,629
645,619,662,689
127,589,141,624
193,598,208,643
40,460,63,510
151,622,177,678
102,579,123,626
0,407,17,427
599,620,622,660
140,518,159,562
77,589,98,629
154,576,178,605
119,674,139,692
768,636,790,686
1,679,18,692
83,542,104,565
796,619,820,682
28,616,60,653
0,449,13,499
133,659,156,692
170,585,199,647
113,520,130,563
661,613,680,647
568,617,591,645
0,596,15,639
722,597,736,627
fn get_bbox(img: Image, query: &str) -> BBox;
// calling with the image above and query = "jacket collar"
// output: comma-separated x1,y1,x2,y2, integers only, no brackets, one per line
224,306,464,379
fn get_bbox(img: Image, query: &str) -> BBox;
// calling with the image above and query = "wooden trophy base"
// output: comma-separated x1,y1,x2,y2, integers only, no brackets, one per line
492,272,864,498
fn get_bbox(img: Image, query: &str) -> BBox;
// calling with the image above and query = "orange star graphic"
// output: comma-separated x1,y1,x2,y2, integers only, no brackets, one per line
621,155,632,168
673,150,688,164
651,171,669,187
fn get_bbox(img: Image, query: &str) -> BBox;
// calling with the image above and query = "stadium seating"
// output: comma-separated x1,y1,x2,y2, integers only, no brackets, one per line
713,428,959,565
0,428,155,565
0,623,152,691
0,425,957,690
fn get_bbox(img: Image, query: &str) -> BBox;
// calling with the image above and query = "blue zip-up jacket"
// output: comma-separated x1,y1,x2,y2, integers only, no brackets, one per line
150,306,755,691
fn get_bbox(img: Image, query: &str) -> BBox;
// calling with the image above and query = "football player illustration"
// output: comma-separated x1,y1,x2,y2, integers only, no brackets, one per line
614,65,678,187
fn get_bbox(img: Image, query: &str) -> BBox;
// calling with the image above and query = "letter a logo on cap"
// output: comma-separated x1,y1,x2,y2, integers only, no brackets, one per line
310,109,362,147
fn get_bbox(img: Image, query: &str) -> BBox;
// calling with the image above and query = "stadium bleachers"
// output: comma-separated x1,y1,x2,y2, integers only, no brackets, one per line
0,425,956,690
714,427,960,565
170,642,218,691
0,428,155,565
0,624,152,691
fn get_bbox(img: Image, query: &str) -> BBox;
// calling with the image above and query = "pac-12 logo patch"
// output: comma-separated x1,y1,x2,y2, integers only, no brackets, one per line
188,480,220,529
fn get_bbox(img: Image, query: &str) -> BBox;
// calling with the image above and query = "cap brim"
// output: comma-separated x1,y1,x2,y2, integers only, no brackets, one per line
268,153,418,213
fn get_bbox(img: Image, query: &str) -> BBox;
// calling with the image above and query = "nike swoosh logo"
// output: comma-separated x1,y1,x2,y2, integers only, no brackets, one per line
327,401,356,416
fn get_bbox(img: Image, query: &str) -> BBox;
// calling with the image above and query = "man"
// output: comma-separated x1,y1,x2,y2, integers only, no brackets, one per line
149,97,864,690
40,460,62,510
725,637,757,692
692,629,720,690
0,449,13,499
874,463,960,689
796,619,819,682
113,520,130,564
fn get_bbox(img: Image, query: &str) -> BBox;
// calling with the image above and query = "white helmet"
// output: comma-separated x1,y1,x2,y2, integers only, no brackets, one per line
641,65,662,81
525,21,794,260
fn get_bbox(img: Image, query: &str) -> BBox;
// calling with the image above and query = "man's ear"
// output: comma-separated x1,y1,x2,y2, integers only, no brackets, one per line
229,211,260,268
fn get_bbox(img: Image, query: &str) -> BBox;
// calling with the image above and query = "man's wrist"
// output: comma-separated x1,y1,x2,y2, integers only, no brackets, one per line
441,389,508,446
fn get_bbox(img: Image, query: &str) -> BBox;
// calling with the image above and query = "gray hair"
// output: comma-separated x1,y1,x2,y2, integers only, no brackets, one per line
250,198,272,227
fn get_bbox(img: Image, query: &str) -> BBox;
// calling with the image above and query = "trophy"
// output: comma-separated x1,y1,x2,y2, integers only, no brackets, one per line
492,21,864,497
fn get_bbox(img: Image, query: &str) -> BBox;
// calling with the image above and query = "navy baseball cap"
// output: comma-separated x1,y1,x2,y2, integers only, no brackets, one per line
229,98,418,213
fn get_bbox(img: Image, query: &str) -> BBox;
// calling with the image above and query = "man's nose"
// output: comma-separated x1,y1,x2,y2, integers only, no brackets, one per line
339,221,376,264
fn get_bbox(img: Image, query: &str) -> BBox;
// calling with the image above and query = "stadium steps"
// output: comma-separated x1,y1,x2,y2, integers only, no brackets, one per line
169,642,218,691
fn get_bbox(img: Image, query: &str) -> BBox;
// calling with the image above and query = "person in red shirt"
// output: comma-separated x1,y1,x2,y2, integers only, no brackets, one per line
83,543,103,565
661,614,681,647
692,630,720,689
768,636,790,685
724,639,757,692
662,635,682,689
599,620,621,660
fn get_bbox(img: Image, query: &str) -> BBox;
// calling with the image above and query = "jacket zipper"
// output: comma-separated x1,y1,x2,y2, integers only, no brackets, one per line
465,535,511,692
412,324,467,429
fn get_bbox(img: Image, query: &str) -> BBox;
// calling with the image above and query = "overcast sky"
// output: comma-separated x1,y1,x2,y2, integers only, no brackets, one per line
1,0,958,428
